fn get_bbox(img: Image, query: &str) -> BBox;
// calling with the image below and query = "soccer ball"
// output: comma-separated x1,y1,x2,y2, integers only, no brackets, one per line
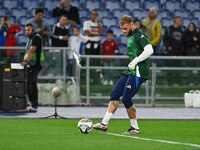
78,118,93,134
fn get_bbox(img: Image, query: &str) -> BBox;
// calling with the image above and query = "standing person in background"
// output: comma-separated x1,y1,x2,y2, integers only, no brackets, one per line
183,22,200,56
134,18,145,32
51,15,69,76
102,29,118,86
83,9,104,84
163,16,184,86
21,23,43,109
0,16,21,62
27,8,49,46
142,7,162,53
68,26,88,76
164,16,184,56
52,0,80,25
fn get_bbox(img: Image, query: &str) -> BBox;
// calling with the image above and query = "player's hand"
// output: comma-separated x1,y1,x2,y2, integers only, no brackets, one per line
63,35,68,40
128,62,136,70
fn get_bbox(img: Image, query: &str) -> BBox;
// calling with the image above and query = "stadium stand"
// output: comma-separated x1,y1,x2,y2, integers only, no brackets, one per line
1,0,199,51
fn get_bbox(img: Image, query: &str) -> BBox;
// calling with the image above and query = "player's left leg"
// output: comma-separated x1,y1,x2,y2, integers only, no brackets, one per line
121,75,146,134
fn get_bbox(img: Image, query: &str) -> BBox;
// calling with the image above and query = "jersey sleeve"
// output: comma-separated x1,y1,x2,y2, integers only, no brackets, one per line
83,21,90,31
32,35,41,48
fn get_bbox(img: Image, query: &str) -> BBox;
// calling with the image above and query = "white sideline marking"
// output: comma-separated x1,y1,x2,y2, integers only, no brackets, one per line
105,132,200,148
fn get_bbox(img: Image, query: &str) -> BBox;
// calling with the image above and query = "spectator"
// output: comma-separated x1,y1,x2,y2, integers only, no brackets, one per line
102,30,118,86
83,9,104,84
0,16,21,62
27,8,49,46
68,26,88,76
83,9,104,55
142,7,162,53
183,22,200,56
134,18,145,32
163,16,184,56
52,0,80,25
51,15,69,76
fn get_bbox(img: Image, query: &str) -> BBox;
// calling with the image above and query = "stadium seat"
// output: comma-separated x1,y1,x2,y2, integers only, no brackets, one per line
101,34,107,44
104,0,121,11
118,43,128,55
17,34,28,46
184,1,200,11
132,9,148,21
3,0,19,10
119,35,128,45
164,1,182,12
0,8,7,16
143,0,160,10
43,0,60,11
109,25,123,37
193,10,200,20
157,9,170,20
85,0,101,11
43,17,57,26
19,16,32,25
79,9,89,18
81,17,89,24
161,18,174,27
182,17,199,28
173,10,190,18
71,0,80,8
123,0,141,10
102,17,118,28
11,8,27,19
97,9,110,20
22,0,40,10
112,9,130,21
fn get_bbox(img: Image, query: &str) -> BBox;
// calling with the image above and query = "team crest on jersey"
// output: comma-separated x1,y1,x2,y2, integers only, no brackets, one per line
141,35,145,38
126,85,131,89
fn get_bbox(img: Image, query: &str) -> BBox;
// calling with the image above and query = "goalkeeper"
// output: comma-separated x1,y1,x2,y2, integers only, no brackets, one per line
93,15,153,134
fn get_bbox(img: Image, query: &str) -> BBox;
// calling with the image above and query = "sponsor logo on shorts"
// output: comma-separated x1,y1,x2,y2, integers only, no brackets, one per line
126,85,131,89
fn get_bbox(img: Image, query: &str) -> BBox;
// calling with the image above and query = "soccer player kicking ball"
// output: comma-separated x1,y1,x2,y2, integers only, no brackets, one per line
93,15,153,134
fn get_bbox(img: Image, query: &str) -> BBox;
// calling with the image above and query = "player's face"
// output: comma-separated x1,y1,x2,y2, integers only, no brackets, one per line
90,11,98,22
120,23,132,36
60,16,68,26
73,28,79,36
107,33,113,41
134,21,140,29
25,26,33,37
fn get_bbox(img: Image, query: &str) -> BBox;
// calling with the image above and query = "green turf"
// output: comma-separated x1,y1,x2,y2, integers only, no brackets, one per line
0,118,199,150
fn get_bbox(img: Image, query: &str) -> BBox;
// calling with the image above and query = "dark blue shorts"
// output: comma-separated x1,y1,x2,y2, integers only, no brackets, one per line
110,75,146,108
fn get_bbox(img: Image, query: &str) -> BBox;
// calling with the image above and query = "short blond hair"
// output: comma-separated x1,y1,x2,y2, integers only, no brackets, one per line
119,15,133,26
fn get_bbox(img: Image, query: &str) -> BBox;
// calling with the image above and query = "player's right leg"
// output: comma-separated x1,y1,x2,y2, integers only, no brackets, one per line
93,75,128,131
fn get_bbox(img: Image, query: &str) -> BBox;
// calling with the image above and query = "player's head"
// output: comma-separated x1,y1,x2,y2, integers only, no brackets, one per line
119,15,135,36
174,16,182,27
187,22,196,32
90,10,98,22
25,23,34,37
72,26,80,36
59,15,68,26
134,18,141,29
35,8,44,21
106,29,113,41
148,7,159,19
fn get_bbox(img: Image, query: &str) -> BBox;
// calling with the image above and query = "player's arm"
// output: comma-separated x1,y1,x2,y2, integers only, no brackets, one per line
84,30,99,37
128,44,153,70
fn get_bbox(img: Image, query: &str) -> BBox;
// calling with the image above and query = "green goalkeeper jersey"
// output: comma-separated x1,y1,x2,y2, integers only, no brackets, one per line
122,28,151,79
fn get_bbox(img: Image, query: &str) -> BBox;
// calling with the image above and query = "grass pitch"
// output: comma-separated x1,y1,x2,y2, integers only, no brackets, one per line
0,118,199,150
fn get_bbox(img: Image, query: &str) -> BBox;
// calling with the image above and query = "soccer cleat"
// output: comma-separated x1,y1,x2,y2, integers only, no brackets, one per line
93,123,108,131
122,127,141,135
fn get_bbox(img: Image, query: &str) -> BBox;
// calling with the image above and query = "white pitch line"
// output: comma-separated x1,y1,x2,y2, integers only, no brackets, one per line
105,132,200,148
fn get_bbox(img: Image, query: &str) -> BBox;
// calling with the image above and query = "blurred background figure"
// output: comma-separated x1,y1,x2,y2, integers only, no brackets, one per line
27,8,49,46
102,29,118,86
51,15,69,76
164,16,184,56
0,16,21,63
68,26,88,76
134,18,145,32
142,7,162,53
183,22,200,56
52,0,80,25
